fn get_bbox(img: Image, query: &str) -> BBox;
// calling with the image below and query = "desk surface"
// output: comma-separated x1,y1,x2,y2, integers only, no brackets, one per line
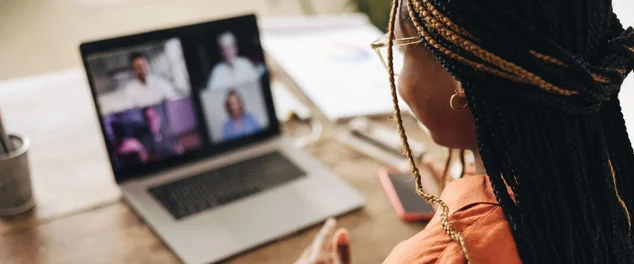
0,68,434,264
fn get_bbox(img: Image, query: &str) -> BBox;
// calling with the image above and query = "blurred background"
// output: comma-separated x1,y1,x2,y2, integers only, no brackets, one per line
0,0,388,81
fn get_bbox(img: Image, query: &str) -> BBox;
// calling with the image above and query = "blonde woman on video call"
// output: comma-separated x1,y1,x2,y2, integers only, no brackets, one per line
295,0,634,263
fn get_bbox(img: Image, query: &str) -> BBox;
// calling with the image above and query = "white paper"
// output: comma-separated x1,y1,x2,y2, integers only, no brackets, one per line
260,14,370,33
263,24,408,120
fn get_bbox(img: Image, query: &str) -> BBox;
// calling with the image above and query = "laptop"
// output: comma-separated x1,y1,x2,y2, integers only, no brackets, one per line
80,14,365,264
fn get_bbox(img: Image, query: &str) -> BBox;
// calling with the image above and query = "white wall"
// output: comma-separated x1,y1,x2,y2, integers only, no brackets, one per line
614,0,634,141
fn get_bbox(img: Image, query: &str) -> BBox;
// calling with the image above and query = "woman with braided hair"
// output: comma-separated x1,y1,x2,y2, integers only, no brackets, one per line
295,0,634,263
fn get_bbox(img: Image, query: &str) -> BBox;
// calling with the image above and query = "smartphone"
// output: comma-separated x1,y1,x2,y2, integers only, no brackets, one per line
379,168,435,221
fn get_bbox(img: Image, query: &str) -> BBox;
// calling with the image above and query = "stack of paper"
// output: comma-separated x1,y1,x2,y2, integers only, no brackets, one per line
261,14,409,121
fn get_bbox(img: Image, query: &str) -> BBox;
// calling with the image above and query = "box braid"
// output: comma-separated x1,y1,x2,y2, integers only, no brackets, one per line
386,0,634,263
385,0,473,261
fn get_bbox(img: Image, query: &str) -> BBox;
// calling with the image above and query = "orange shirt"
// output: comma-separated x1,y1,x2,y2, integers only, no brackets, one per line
383,175,521,264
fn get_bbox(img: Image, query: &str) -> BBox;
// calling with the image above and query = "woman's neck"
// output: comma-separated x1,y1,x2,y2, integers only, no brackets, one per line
473,151,487,176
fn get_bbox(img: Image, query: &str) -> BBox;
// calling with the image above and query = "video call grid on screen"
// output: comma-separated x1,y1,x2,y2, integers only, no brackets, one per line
81,14,280,182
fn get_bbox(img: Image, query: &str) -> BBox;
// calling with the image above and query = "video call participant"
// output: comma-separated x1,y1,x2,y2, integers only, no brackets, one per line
139,106,184,161
222,90,262,140
110,120,149,167
206,32,259,91
119,52,181,109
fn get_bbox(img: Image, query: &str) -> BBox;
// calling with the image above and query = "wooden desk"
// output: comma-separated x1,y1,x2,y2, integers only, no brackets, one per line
0,69,433,264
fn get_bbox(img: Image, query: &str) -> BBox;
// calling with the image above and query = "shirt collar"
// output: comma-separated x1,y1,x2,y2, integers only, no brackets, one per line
440,175,500,215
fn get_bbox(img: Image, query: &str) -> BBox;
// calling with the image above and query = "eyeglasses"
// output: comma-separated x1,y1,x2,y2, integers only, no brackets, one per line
370,33,422,75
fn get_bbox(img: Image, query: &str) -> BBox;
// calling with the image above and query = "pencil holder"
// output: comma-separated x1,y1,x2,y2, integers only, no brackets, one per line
0,134,34,216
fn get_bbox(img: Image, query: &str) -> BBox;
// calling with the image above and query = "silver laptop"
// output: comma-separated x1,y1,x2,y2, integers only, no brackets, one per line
80,14,365,264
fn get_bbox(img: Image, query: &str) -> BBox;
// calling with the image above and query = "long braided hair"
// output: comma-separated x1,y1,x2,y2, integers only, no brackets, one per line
386,0,634,263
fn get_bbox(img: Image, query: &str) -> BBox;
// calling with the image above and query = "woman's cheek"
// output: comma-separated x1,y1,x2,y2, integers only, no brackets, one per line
397,74,414,108
397,72,430,125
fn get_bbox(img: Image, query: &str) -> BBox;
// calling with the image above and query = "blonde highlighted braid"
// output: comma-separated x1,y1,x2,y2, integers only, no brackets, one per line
408,0,633,95
387,0,472,262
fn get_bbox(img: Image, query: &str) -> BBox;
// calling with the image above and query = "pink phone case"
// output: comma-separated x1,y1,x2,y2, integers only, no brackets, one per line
378,168,435,221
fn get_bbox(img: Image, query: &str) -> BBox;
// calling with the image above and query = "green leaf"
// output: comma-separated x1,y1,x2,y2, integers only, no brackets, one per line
349,0,391,31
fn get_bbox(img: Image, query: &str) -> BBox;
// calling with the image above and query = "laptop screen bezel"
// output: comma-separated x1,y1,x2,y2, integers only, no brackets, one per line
79,14,281,183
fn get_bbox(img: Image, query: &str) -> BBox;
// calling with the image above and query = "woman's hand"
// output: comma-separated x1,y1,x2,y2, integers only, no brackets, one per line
295,218,351,264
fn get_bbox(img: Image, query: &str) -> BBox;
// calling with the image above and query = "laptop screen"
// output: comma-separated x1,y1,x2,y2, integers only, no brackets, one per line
81,15,279,182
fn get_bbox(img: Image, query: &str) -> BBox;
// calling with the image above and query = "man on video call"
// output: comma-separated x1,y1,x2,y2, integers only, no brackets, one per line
206,32,259,91
120,52,180,108
139,106,184,161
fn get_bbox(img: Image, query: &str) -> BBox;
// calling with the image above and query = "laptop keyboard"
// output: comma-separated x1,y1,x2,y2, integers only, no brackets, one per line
148,152,306,219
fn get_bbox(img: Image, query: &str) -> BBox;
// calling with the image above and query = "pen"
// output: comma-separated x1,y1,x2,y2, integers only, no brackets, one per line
0,107,12,154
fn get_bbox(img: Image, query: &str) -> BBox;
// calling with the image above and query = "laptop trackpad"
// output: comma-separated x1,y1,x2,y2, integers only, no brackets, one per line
213,184,320,246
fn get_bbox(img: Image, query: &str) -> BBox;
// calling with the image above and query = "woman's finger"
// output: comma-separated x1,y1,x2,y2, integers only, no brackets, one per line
309,218,337,259
332,228,351,264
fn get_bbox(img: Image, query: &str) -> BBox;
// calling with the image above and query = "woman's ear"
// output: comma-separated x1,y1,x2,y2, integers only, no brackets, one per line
449,80,468,111
455,80,466,98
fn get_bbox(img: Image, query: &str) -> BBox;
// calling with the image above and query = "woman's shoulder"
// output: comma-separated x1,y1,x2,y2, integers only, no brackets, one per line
242,113,258,122
383,176,520,264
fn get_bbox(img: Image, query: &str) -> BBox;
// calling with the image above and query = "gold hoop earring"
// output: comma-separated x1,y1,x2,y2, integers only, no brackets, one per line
450,93,468,110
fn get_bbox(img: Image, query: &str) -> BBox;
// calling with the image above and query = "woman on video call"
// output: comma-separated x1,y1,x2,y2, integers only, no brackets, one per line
222,90,262,140
296,0,634,263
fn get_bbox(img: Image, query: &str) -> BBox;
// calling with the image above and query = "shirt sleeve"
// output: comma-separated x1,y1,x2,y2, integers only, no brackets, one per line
383,204,520,264
234,58,259,83
243,58,259,80
102,83,134,114
207,65,220,90
156,76,179,99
